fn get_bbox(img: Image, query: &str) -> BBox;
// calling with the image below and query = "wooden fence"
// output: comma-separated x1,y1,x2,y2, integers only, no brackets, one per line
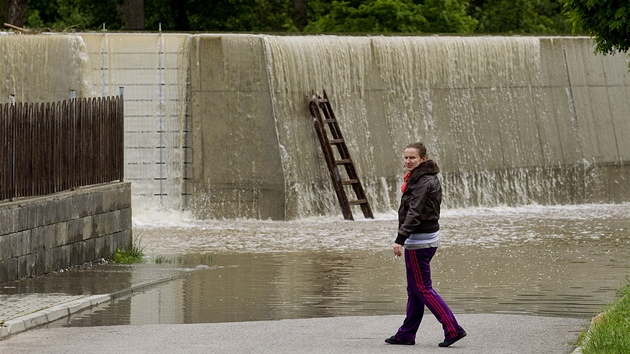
0,96,124,201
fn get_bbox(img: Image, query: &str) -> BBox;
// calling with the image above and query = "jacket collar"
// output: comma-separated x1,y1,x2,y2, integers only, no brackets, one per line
407,159,440,185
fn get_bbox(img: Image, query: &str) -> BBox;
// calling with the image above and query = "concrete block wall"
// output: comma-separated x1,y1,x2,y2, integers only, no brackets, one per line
0,182,132,283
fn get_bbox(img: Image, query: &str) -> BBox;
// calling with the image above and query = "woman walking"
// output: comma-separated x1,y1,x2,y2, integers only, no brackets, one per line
385,142,466,348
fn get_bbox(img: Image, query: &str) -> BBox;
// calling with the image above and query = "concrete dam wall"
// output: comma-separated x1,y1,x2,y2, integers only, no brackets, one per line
189,35,630,219
2,34,629,220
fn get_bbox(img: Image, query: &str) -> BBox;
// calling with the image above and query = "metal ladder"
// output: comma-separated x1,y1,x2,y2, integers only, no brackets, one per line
308,90,374,220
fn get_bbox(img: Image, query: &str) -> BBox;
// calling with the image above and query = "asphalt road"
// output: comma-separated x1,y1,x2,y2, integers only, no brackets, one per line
0,314,587,354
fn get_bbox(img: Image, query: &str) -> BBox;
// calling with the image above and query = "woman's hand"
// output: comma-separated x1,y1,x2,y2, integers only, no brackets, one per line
393,244,403,257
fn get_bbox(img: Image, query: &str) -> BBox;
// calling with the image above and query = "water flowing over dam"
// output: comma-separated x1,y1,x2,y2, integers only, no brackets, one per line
2,33,629,220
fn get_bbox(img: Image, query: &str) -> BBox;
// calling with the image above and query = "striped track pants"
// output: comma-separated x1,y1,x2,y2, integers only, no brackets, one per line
395,247,465,342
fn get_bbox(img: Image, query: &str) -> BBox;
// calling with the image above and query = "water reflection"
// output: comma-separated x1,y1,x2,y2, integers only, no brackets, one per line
51,204,630,327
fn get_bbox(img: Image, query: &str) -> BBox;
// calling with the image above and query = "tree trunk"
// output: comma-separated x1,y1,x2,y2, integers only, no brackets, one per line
0,0,6,26
293,0,308,31
123,0,145,30
3,0,27,28
170,0,189,31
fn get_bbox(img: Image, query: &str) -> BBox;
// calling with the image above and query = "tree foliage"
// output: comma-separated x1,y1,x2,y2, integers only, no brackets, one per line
470,0,569,33
25,0,121,30
564,0,630,55
304,0,477,33
20,0,571,34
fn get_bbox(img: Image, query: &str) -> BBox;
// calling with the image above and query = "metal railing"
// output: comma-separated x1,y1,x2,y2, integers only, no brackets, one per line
0,95,124,201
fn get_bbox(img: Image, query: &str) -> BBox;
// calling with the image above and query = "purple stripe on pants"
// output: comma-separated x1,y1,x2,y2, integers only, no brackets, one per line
395,247,464,342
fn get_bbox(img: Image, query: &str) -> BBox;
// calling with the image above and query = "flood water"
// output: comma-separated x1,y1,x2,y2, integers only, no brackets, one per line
49,204,630,327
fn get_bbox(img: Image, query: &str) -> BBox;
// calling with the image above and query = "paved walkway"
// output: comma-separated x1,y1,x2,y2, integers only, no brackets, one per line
0,313,587,353
0,265,590,353
0,263,184,338
0,293,90,323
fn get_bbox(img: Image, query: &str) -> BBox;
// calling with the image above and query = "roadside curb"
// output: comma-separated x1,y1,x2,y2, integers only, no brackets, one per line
0,273,183,339
0,295,111,339
571,312,605,354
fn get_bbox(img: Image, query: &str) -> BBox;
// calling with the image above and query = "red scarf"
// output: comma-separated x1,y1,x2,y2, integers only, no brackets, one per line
401,172,410,193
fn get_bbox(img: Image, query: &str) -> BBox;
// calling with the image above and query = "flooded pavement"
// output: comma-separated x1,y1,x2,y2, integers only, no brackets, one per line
5,204,630,327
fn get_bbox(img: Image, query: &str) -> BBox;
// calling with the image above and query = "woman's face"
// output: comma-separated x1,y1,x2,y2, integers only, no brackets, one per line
403,147,426,171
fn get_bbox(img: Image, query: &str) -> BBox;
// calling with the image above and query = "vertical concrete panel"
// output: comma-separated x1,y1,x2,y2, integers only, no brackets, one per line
54,222,69,248
534,88,566,165
425,87,458,169
571,87,600,162
0,35,89,103
511,87,546,167
30,227,46,253
561,38,623,165
0,260,8,282
119,208,132,232
82,216,94,241
531,39,570,166
448,87,493,172
44,248,54,273
190,35,285,220
71,242,83,266
26,253,43,277
68,218,84,244
587,87,618,162
113,230,132,250
464,88,508,170
18,255,27,279
11,231,30,257
94,237,104,260
0,235,10,261
0,258,17,283
564,39,590,88
603,53,630,162
609,86,630,162
60,245,72,269
84,239,96,263
0,207,17,236
43,224,55,251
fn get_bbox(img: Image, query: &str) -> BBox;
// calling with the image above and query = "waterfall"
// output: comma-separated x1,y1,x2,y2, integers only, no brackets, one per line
87,33,189,212
3,34,629,219
256,36,630,217
0,34,90,102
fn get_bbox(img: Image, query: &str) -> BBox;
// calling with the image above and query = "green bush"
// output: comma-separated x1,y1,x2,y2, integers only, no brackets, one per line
580,283,630,353
110,243,145,264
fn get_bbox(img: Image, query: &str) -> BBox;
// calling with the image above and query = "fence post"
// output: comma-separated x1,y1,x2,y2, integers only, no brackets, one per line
10,95,15,200
70,91,77,189
118,87,124,182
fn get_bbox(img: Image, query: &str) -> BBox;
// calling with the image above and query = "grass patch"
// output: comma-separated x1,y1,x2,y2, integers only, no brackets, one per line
579,282,630,353
154,256,173,264
110,241,145,264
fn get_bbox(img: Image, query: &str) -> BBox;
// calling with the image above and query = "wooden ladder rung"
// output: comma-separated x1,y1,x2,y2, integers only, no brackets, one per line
348,199,368,205
308,90,374,220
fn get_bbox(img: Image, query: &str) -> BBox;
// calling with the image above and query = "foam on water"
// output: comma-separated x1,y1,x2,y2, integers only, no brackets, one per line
133,203,630,256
